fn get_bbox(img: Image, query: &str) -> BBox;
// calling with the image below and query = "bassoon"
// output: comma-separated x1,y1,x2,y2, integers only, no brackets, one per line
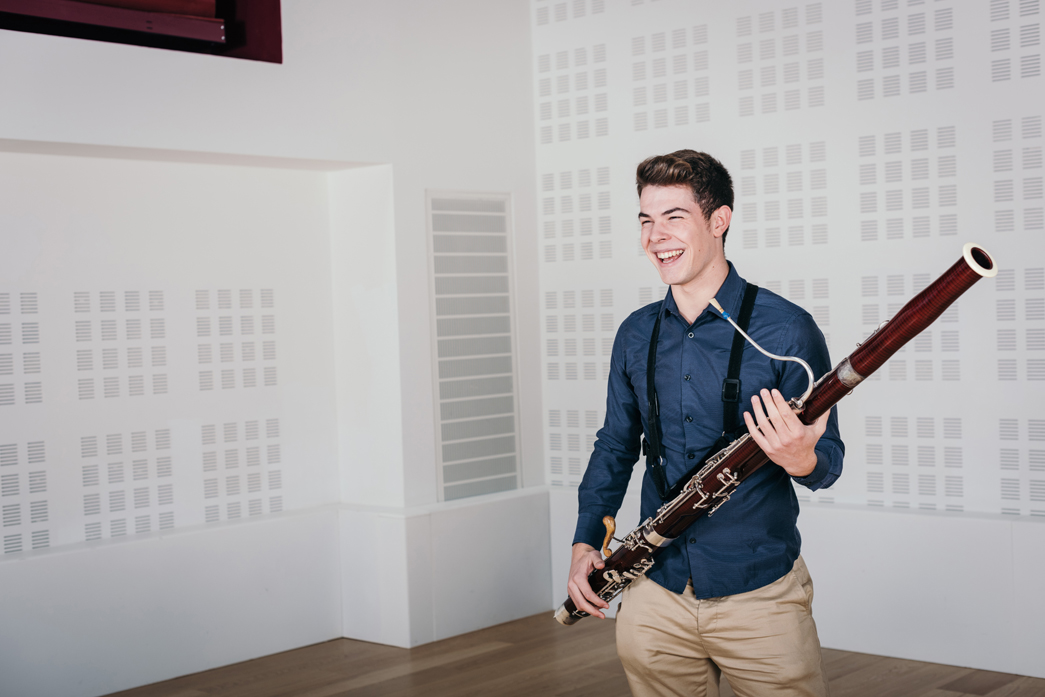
555,243,997,625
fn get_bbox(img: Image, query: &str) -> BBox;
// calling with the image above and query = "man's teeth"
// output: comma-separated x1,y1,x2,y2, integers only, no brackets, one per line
657,250,683,260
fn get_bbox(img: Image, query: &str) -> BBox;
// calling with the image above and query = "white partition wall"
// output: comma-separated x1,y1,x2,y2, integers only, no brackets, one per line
533,0,1044,679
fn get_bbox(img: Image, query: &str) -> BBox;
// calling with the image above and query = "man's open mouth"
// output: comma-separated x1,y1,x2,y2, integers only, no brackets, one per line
656,249,684,264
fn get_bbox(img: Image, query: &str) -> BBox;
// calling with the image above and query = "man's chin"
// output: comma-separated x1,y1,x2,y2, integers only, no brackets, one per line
654,270,678,287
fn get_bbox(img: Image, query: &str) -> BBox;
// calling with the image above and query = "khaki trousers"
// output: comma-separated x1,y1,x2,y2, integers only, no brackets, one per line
615,556,829,697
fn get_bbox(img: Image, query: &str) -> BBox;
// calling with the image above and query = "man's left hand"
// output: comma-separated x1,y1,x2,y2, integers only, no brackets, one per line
744,388,827,478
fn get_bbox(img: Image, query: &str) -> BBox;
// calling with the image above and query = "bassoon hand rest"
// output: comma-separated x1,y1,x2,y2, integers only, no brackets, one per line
555,243,998,626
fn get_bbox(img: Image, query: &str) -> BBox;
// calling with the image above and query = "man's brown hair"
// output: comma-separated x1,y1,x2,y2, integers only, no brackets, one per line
635,150,734,244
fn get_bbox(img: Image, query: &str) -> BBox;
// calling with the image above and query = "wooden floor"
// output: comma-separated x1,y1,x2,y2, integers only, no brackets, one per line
107,613,1045,697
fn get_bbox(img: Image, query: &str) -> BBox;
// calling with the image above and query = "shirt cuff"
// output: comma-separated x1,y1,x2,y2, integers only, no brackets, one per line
573,510,615,550
791,450,830,491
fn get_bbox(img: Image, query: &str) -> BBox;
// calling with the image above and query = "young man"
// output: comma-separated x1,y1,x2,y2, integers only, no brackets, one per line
566,150,844,697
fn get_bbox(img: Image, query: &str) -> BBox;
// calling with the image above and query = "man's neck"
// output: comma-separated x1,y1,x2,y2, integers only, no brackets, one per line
671,258,730,325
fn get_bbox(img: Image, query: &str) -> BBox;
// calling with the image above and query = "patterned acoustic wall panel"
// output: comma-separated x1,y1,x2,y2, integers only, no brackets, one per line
427,193,522,501
531,0,1043,518
0,154,335,558
0,286,286,552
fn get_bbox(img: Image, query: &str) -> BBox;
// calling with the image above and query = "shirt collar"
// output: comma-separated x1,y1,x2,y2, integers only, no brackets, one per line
662,261,744,324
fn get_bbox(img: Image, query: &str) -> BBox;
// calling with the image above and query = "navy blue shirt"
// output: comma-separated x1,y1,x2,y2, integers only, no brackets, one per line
573,263,844,599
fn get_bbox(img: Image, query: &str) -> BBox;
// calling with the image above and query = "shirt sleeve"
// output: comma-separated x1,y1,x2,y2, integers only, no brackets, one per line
774,311,845,491
573,322,645,549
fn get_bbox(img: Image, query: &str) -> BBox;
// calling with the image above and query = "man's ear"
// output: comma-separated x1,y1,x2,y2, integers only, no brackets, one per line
711,205,732,239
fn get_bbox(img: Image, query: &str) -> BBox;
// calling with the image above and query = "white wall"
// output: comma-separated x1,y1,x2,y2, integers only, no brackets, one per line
329,165,406,508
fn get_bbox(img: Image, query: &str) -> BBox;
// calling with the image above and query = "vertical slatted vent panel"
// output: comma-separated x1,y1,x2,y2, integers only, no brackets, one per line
429,193,520,501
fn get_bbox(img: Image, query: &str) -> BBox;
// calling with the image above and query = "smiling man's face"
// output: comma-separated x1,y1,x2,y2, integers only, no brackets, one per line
639,184,728,291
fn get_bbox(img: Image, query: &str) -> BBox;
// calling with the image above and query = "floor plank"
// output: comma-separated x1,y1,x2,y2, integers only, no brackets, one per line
105,613,1045,697
940,670,1023,696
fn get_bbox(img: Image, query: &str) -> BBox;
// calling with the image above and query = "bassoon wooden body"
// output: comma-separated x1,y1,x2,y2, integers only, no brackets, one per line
555,244,997,625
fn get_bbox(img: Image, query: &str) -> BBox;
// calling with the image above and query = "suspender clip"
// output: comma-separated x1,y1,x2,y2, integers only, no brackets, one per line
721,378,742,403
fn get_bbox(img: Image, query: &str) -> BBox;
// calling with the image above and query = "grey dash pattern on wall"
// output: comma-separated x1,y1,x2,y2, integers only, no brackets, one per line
547,407,603,487
81,428,174,542
74,290,168,401
201,417,282,523
997,416,1045,516
630,24,711,132
545,286,615,487
863,414,965,512
544,287,616,384
542,166,613,264
737,4,824,117
992,115,1043,234
196,289,277,392
535,0,607,28
857,126,958,242
537,43,610,145
739,141,829,250
1,439,49,554
994,266,1045,383
988,0,1042,82
0,292,41,408
855,0,956,100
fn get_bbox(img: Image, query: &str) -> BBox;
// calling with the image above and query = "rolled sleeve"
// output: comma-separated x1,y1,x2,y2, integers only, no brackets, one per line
776,312,845,492
792,430,843,490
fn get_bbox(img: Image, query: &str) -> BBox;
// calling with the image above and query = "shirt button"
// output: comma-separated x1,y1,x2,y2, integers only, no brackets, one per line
686,415,693,422
688,332,694,338
687,453,695,459
689,538,696,544
684,374,691,381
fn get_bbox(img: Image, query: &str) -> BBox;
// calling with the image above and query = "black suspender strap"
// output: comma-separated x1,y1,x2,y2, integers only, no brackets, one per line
644,298,669,500
643,283,759,500
721,283,760,435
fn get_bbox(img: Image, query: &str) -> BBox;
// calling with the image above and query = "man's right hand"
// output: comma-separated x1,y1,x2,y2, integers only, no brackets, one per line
567,543,610,619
